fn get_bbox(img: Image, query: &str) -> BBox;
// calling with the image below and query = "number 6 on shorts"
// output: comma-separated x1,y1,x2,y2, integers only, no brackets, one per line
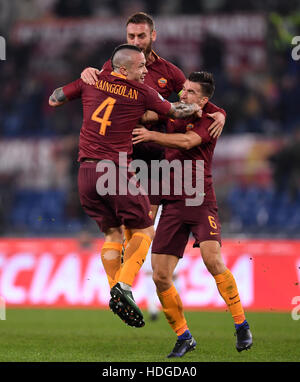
208,215,217,229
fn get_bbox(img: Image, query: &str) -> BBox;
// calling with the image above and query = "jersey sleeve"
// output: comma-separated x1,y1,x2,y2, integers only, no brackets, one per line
190,117,215,144
62,79,83,100
167,62,186,95
145,86,172,116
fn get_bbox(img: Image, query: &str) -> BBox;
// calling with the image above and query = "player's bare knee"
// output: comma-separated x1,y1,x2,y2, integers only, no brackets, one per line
146,225,155,240
150,204,159,220
133,225,155,241
104,227,123,243
152,269,172,291
203,252,226,275
200,241,225,275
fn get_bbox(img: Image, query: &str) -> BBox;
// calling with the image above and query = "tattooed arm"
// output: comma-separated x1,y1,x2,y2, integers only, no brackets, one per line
168,102,202,119
49,87,68,107
140,102,202,126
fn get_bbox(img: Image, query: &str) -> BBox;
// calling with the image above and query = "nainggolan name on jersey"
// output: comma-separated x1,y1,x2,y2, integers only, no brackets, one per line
95,80,138,100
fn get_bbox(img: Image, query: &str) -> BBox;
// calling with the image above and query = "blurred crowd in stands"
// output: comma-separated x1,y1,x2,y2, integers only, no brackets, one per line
0,0,300,237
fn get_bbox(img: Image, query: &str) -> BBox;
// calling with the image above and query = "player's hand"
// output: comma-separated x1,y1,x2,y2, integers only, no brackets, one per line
80,67,101,85
207,111,225,138
196,108,203,119
132,126,152,144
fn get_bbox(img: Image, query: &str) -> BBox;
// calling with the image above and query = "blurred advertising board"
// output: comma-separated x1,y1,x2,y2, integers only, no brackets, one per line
0,238,299,311
11,14,266,73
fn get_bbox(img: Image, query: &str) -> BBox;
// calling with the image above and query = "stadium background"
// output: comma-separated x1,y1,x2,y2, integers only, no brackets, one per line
0,1,299,321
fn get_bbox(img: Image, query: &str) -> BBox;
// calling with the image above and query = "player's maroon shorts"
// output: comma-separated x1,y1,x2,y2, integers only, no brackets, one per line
78,161,153,233
148,193,162,206
152,199,221,258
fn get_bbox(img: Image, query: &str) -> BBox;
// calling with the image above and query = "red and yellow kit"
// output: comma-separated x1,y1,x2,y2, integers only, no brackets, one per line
63,71,171,232
62,71,171,165
152,103,222,258
164,103,218,205
102,54,225,205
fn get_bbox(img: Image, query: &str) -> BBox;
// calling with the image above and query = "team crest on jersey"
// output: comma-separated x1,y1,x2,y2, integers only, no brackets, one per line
158,77,167,88
186,123,194,131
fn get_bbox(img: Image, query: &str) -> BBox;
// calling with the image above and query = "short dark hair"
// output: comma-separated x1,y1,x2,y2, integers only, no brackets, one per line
126,12,155,32
111,44,142,67
188,71,215,98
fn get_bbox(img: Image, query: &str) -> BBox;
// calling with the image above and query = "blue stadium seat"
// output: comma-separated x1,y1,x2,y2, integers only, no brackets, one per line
227,185,300,234
11,189,67,234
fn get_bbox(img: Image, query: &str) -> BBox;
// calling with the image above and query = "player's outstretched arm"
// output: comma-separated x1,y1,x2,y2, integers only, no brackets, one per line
49,87,68,107
168,102,202,119
132,126,202,150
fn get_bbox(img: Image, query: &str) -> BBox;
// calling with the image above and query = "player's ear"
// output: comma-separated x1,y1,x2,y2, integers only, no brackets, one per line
119,66,128,77
200,96,209,108
151,29,157,43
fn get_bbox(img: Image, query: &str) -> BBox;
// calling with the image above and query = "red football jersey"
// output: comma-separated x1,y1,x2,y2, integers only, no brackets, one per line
102,52,226,114
102,53,225,167
102,50,185,98
62,71,171,164
164,103,217,205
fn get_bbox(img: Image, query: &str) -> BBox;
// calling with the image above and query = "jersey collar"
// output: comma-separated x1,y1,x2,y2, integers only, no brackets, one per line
146,50,160,66
110,71,127,79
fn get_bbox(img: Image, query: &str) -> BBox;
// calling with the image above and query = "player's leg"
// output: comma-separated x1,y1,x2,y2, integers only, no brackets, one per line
110,189,154,327
200,240,252,351
151,201,196,357
152,253,196,357
192,203,252,352
77,161,123,289
101,226,123,289
144,204,162,320
118,225,154,287
109,225,154,327
101,226,136,325
150,204,159,220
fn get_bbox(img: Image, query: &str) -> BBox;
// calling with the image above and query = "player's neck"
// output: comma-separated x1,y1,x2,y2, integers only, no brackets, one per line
146,50,156,65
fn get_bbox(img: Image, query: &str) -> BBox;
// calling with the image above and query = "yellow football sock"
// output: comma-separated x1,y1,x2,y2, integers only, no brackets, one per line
157,284,188,335
214,269,245,324
121,228,132,261
123,228,132,247
100,242,122,289
118,232,152,286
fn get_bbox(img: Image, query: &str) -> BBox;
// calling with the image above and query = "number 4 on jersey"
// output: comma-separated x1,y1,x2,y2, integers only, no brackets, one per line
91,96,116,135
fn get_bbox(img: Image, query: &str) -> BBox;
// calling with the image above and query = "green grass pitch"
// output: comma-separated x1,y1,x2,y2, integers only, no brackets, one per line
0,308,299,362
